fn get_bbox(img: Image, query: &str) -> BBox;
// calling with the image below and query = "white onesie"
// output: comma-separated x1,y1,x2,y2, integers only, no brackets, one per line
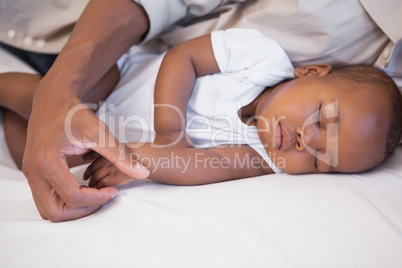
98,28,295,173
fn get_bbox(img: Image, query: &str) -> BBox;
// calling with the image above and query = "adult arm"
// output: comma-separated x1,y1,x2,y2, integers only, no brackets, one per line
22,0,150,222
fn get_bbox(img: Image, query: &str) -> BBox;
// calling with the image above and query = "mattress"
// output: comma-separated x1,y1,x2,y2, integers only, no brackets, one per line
1,46,402,268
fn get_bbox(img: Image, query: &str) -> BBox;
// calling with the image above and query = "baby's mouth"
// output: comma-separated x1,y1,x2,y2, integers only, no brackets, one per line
275,122,283,150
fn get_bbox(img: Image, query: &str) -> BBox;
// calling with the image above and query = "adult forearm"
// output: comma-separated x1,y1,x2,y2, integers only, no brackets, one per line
42,0,149,99
21,0,150,222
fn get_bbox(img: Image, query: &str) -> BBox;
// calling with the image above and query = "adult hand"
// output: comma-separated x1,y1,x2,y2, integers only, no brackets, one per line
22,88,150,222
20,0,150,222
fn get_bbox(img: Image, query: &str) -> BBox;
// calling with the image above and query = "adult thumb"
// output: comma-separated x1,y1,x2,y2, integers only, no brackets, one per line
92,141,150,179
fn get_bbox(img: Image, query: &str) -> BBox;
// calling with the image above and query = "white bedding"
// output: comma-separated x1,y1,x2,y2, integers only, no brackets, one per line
1,46,402,268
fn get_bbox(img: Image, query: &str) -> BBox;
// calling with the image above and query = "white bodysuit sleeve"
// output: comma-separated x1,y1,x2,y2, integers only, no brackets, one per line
211,28,295,86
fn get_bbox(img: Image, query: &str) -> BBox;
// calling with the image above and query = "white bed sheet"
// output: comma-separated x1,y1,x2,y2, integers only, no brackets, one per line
1,47,402,268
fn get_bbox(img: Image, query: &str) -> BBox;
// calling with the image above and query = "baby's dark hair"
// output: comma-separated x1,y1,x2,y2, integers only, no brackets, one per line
331,65,402,160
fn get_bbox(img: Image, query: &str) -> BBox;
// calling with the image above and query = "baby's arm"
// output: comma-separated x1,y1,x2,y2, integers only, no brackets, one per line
84,143,273,187
153,34,220,146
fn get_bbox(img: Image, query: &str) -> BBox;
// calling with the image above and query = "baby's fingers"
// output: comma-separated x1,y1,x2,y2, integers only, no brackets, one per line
83,157,112,181
88,167,112,188
82,150,102,162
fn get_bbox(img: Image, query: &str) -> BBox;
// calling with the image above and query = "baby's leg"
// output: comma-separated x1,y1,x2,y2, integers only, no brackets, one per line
3,110,97,169
1,64,120,169
0,73,41,120
0,64,119,119
3,110,27,169
0,72,41,169
82,64,120,106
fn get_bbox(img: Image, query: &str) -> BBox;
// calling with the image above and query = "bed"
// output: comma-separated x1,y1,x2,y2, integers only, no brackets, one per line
1,45,402,268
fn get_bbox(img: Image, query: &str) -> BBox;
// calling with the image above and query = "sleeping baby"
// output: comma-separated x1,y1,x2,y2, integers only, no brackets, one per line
0,28,401,187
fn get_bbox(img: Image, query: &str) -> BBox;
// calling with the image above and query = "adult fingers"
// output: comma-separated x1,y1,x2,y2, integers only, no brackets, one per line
50,163,118,209
26,167,118,222
90,125,150,179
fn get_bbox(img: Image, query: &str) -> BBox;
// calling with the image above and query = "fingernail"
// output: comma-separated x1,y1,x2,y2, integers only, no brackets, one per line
136,163,151,177
111,191,119,199
102,192,118,206
136,162,146,170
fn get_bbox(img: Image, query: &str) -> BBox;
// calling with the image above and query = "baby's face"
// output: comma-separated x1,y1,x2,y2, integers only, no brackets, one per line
257,75,390,174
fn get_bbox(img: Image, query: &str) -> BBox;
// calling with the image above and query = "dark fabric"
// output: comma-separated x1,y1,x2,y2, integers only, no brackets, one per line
0,43,58,76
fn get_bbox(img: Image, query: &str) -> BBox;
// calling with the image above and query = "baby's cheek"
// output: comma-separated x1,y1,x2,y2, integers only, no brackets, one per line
275,152,315,174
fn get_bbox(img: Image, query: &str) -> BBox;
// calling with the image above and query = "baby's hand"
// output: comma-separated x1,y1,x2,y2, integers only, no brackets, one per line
83,152,136,188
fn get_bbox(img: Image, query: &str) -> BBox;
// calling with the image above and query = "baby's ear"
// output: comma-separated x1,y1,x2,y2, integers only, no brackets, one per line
294,64,332,78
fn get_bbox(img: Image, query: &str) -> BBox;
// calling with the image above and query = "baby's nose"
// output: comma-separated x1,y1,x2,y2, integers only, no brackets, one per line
295,125,320,151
